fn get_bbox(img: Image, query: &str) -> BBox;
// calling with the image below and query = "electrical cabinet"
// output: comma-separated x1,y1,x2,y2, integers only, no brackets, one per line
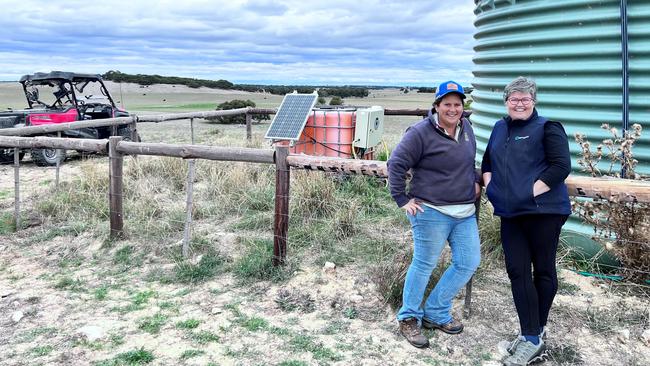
353,106,384,148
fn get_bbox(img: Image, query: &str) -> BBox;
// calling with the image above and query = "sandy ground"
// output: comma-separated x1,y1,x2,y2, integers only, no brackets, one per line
0,221,648,366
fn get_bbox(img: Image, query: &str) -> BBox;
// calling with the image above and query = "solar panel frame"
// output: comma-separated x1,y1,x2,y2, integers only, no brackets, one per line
265,93,318,141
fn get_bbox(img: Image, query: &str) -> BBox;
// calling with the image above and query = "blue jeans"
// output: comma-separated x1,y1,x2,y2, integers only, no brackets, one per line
397,206,481,324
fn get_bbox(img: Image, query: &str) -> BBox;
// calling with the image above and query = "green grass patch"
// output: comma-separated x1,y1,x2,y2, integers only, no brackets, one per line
109,290,157,313
17,327,58,343
338,175,395,216
173,251,225,284
278,361,309,366
0,212,15,234
30,223,88,243
29,345,54,357
173,288,193,297
109,334,125,347
132,290,157,306
58,255,85,269
176,319,200,329
158,301,179,311
289,334,342,362
94,286,109,300
232,238,292,282
188,330,220,344
244,187,275,211
179,349,205,360
54,277,86,292
137,313,167,334
241,317,269,331
229,211,272,231
75,339,105,350
95,347,154,366
113,245,144,268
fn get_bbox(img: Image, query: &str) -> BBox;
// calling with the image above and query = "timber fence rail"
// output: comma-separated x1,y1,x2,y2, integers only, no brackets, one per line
2,134,650,315
0,107,431,142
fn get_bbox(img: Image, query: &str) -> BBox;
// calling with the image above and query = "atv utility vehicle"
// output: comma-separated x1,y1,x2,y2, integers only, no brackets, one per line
0,71,138,166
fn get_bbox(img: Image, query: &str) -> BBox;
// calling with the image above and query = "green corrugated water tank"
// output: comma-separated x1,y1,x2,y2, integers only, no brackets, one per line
471,0,650,264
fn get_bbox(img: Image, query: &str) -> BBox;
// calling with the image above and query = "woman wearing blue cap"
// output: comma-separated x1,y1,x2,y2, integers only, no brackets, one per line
387,80,481,348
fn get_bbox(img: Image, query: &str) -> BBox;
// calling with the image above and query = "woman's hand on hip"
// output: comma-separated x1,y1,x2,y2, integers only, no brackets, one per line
401,198,424,216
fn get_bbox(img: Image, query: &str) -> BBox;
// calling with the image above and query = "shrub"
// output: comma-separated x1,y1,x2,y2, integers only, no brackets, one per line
207,99,270,124
329,96,343,106
573,123,649,281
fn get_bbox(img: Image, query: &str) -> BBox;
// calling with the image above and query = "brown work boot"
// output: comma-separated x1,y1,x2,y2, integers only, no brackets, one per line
422,317,464,334
398,318,429,348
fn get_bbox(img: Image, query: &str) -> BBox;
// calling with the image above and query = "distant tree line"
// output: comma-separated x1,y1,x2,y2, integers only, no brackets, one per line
103,70,234,89
415,86,474,94
102,71,369,98
318,87,369,98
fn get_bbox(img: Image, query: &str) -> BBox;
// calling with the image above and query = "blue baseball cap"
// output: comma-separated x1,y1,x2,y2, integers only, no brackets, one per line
435,80,465,101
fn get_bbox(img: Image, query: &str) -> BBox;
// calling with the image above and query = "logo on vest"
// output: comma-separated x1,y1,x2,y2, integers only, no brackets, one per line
514,135,530,141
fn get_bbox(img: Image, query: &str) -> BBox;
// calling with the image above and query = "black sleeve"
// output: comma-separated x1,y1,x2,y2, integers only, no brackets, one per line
539,121,571,187
481,136,492,174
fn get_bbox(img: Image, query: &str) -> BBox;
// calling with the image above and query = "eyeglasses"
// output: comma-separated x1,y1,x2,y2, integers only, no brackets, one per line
507,97,534,106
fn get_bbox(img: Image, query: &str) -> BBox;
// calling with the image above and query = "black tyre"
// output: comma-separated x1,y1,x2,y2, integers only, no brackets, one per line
31,148,67,166
0,148,24,164
118,127,141,142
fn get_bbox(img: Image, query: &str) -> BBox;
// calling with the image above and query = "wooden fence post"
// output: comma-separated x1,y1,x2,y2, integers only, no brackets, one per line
464,185,482,318
130,116,138,142
273,146,290,266
56,131,61,189
13,148,20,231
246,113,252,141
109,136,124,239
182,118,196,257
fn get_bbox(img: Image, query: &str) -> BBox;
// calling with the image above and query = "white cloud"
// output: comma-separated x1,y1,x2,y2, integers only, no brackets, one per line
0,0,477,85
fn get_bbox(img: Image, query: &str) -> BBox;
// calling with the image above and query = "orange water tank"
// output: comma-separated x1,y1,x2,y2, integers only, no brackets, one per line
289,107,373,159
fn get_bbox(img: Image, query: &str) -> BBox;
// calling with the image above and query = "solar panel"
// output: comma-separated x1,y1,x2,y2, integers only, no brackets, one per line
265,92,318,140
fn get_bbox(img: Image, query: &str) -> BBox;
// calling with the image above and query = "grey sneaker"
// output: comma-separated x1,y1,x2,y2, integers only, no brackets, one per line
502,339,547,366
506,327,547,354
398,318,429,348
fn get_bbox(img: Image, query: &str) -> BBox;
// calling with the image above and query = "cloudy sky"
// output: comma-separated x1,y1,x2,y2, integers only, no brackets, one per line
0,0,477,86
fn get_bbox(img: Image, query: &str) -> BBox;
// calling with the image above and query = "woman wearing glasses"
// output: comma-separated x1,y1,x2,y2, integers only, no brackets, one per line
481,77,571,366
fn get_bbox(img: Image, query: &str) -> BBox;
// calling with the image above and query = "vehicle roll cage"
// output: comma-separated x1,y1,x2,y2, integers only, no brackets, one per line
19,71,117,113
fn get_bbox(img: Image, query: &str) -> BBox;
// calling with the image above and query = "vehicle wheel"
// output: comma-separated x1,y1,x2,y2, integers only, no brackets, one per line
118,127,141,142
31,148,67,166
0,148,24,164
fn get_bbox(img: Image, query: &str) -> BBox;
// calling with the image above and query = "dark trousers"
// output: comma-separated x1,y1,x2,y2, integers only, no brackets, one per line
500,214,568,336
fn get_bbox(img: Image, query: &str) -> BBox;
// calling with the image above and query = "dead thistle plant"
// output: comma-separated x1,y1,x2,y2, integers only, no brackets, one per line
573,123,650,281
